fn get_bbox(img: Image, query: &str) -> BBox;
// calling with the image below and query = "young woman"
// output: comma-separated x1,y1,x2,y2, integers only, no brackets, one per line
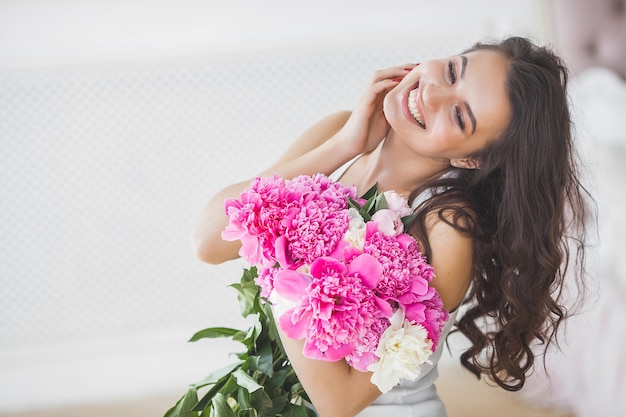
192,37,589,417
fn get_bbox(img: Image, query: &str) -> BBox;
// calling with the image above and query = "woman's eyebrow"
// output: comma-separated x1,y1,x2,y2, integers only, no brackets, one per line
461,55,467,79
465,101,477,134
460,55,476,134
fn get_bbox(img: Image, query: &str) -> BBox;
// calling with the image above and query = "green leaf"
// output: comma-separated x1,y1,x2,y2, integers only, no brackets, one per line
347,198,362,211
262,306,282,343
401,214,416,232
193,361,244,388
230,275,260,318
163,387,199,417
232,329,250,344
288,382,309,402
265,368,289,394
241,317,262,346
232,369,264,393
194,376,231,412
250,389,273,413
242,266,258,283
220,374,241,397
375,192,388,211
360,182,379,200
230,370,273,412
255,336,274,376
279,404,310,417
360,197,376,218
237,386,252,410
210,393,236,417
259,393,288,416
188,327,241,342
237,409,258,417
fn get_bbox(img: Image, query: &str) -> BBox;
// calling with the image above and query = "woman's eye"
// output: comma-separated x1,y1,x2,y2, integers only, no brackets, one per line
455,105,465,131
448,61,457,84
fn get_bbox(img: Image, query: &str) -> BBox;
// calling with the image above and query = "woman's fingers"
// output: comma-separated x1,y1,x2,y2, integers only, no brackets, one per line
370,64,417,83
333,63,418,155
362,64,417,100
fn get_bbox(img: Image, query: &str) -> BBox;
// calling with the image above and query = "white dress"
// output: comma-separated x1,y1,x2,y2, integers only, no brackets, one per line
355,314,456,417
330,157,456,417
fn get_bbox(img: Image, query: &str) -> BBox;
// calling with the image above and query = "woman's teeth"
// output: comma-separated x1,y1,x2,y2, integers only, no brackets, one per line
408,89,426,128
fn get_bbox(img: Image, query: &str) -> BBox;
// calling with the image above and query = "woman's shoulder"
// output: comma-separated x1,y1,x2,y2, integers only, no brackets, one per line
423,207,474,312
415,176,476,312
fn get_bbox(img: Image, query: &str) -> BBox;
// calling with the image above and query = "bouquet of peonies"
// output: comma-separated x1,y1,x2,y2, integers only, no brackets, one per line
222,173,449,393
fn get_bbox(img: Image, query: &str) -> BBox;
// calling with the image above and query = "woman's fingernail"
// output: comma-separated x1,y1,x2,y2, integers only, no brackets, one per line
392,77,403,82
404,67,413,71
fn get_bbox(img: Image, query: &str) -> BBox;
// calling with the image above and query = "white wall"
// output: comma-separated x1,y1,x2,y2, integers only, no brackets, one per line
0,0,550,413
0,0,551,69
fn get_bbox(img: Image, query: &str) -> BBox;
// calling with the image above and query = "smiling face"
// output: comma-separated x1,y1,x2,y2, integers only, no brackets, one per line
383,49,512,167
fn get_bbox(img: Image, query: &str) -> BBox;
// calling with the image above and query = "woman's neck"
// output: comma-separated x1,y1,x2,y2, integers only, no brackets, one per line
358,130,450,198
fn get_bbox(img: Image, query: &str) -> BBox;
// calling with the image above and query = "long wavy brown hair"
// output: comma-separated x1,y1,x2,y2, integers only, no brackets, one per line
408,36,591,391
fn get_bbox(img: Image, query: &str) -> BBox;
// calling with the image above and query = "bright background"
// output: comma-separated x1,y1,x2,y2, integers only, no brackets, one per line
2,0,611,414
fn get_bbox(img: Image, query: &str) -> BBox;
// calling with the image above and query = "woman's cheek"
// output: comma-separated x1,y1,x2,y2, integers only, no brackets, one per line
428,123,460,155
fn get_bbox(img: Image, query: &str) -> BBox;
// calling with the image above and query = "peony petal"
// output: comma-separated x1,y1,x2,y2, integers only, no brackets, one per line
365,221,380,238
310,256,346,278
396,233,416,249
221,227,247,241
374,297,394,318
329,240,351,262
404,302,426,323
239,236,261,264
371,209,402,236
223,197,242,212
389,308,406,329
330,240,362,264
302,339,325,360
323,342,356,361
275,236,292,268
273,269,309,301
347,253,383,289
278,308,308,339
347,351,377,372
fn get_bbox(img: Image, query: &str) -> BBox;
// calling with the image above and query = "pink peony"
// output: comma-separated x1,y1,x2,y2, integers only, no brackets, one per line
222,174,356,270
274,254,390,362
346,316,390,371
371,208,405,236
254,266,279,299
363,224,432,302
382,190,414,217
278,175,356,268
222,175,289,267
362,221,448,349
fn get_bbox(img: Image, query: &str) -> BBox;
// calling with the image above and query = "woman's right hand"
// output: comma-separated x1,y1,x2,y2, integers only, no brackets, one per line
332,64,416,156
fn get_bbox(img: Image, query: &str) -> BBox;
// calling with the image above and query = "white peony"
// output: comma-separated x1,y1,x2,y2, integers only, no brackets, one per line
344,208,367,249
367,309,433,393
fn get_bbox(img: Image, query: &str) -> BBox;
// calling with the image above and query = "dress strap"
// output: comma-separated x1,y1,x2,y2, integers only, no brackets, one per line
329,155,362,182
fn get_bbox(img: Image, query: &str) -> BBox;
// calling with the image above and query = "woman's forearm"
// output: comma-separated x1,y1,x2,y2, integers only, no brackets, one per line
277,326,381,417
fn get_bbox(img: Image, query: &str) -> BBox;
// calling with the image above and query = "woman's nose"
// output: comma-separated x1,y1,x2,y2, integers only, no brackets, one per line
422,82,451,112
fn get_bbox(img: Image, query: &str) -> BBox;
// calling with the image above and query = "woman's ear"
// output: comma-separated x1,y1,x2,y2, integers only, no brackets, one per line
450,158,481,169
